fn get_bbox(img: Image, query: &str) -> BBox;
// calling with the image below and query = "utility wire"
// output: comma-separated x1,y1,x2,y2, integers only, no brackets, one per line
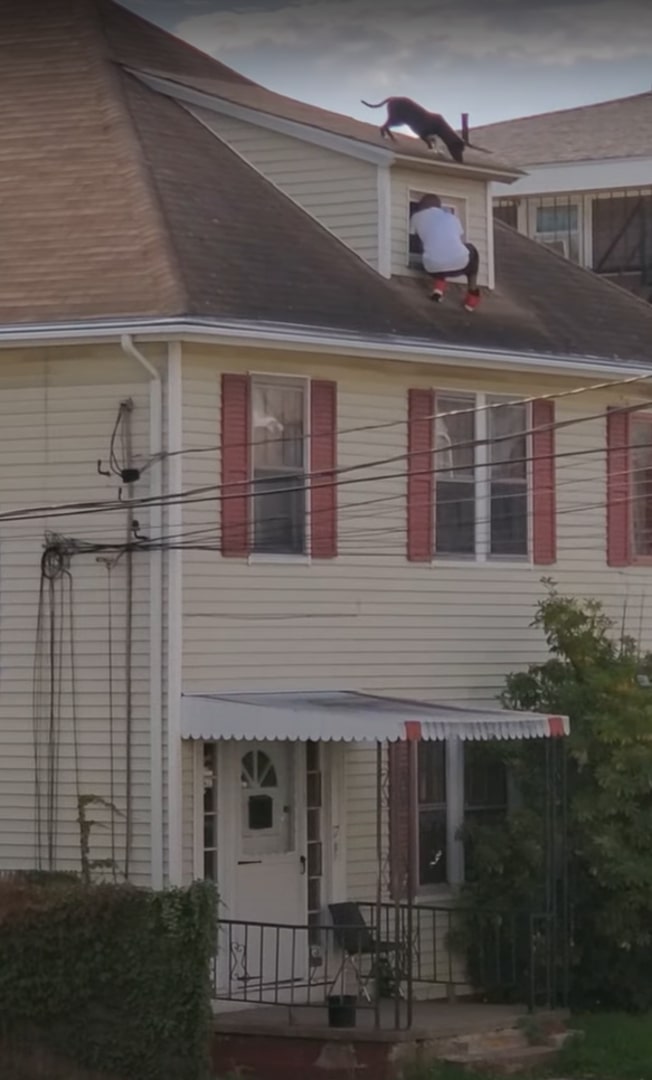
0,397,646,529
142,363,652,465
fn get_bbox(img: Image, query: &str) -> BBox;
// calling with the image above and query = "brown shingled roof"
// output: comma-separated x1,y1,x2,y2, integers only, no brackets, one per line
3,0,652,369
1,0,184,321
122,72,436,337
470,92,652,166
98,0,257,85
130,67,521,179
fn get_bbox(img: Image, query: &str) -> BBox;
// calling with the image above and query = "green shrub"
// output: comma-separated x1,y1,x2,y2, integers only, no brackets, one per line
0,875,217,1080
455,584,652,1012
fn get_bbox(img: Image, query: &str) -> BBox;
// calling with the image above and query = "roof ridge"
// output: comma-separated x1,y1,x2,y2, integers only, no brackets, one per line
103,0,260,86
116,68,191,311
129,66,522,179
474,89,652,131
494,218,652,315
90,1,188,310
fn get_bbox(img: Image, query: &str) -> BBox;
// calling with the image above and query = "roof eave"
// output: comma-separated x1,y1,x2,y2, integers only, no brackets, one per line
389,153,523,184
0,315,649,381
130,67,522,181
130,68,393,166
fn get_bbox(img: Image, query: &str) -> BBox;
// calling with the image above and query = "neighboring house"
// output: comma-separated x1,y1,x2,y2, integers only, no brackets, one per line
471,93,652,301
4,0,652,1022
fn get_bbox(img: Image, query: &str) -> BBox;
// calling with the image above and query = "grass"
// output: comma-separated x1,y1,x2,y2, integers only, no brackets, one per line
216,1014,652,1080
404,1012,652,1080
555,1012,652,1080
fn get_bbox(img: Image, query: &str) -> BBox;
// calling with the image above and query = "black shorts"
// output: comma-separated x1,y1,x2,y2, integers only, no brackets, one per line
429,242,479,280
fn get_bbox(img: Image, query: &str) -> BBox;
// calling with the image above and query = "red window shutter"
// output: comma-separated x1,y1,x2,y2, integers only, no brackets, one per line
310,380,337,559
388,741,416,902
532,399,557,565
221,373,251,557
607,406,631,567
407,389,434,561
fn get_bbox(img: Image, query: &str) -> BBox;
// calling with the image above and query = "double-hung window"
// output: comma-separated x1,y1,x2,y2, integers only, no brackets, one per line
417,742,448,887
435,392,529,560
251,376,308,555
415,741,508,891
221,371,337,560
531,201,581,264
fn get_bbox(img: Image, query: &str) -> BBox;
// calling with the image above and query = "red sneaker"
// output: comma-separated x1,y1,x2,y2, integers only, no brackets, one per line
463,289,481,312
430,278,447,302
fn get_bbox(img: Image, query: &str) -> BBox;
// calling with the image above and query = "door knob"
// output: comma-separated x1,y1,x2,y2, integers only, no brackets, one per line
300,855,306,875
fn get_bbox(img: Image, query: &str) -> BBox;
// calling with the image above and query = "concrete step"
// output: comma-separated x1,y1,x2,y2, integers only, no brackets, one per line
441,1028,579,1076
443,1044,561,1075
440,1027,534,1056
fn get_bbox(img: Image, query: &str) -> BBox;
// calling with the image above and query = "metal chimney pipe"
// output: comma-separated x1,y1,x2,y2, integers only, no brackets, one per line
461,113,469,144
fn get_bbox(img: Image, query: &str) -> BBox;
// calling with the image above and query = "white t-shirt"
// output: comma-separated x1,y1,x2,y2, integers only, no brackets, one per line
409,207,469,274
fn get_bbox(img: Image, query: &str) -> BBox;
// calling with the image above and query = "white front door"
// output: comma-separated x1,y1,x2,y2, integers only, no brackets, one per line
219,740,307,998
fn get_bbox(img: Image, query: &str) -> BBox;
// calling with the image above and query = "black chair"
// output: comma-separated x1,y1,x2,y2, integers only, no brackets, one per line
327,902,403,1002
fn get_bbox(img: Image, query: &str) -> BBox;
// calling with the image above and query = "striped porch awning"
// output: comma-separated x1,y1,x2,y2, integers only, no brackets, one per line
180,690,569,743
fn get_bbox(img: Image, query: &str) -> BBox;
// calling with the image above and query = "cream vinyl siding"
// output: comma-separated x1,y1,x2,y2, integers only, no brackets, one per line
191,108,380,269
392,166,490,284
180,342,652,906
0,344,165,886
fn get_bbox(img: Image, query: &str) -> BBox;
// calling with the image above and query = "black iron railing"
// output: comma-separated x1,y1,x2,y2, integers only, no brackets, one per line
213,902,566,1029
213,916,410,1028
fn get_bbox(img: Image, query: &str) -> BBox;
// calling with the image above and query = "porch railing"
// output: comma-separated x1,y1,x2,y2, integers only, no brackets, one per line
213,902,565,1030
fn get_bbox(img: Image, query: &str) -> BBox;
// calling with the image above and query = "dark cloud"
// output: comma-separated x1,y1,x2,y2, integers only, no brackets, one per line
172,0,652,70
123,0,651,123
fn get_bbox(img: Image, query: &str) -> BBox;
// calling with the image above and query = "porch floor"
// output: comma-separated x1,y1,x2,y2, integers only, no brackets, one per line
213,1000,533,1042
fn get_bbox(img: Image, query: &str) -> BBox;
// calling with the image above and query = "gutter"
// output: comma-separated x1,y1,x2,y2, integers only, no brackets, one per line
3,316,651,382
388,151,522,185
119,335,164,890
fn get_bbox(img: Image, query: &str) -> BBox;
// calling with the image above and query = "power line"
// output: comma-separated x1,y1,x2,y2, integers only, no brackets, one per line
144,363,652,464
0,397,645,529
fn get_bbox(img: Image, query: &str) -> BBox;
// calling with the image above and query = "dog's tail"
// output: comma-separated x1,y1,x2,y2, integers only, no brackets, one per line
361,98,389,109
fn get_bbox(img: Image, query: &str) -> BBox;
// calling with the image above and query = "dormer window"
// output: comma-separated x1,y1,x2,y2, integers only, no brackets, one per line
408,191,466,270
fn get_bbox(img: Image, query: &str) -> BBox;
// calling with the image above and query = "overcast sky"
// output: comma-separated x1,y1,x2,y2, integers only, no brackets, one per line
125,0,652,128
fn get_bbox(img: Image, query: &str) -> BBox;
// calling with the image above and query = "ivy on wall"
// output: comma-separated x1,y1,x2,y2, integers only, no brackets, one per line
0,876,217,1080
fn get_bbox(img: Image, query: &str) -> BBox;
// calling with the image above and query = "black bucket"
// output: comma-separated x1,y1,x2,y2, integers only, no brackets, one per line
327,993,357,1028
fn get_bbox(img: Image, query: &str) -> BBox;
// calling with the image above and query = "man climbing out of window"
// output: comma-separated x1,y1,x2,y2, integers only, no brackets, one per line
409,194,481,311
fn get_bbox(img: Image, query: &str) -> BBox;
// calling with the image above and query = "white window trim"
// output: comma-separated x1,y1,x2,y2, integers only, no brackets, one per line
248,370,312,562
416,737,507,897
527,197,582,264
406,189,469,272
414,740,467,897
432,390,532,566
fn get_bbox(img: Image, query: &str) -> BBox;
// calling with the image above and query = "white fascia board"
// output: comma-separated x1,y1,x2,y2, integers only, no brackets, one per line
376,166,392,277
493,156,652,197
391,153,521,185
131,69,520,183
132,70,392,167
0,317,650,382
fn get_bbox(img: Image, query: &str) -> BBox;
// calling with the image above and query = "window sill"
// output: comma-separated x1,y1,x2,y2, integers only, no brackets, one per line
248,553,312,566
432,555,532,569
415,883,459,906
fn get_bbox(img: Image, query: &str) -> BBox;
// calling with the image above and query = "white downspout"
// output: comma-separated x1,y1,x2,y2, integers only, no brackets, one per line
166,341,184,886
120,334,164,889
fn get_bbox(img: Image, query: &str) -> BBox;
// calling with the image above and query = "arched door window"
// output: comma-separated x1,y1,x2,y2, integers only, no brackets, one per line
241,747,292,855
